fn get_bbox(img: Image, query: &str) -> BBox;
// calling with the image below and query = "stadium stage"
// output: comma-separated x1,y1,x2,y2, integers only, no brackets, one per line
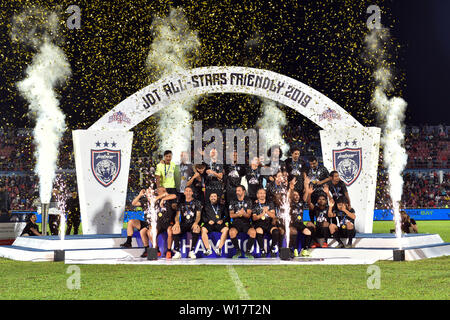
0,232,449,265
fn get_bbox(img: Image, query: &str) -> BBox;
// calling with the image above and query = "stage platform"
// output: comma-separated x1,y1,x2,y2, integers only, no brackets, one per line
0,232,449,264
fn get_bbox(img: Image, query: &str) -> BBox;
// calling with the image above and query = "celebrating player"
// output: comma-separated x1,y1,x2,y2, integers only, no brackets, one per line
186,163,207,204
307,156,330,204
306,184,332,248
245,157,264,202
121,187,176,259
201,192,229,256
228,185,256,259
251,188,279,257
224,151,245,204
205,148,224,203
285,146,308,195
172,186,202,259
329,196,356,248
288,189,314,257
327,171,351,208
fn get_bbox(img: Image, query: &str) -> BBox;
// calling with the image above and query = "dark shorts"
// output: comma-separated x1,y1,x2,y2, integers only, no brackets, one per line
156,220,173,234
138,220,150,231
254,223,274,234
203,223,228,233
179,223,200,234
291,220,307,232
230,222,252,234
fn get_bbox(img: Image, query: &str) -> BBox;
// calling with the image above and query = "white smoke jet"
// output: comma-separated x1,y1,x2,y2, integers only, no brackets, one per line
13,9,71,204
365,28,408,247
146,7,200,162
256,98,290,160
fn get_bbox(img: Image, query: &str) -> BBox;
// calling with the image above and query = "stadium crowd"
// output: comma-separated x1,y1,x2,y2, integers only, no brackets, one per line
0,124,448,214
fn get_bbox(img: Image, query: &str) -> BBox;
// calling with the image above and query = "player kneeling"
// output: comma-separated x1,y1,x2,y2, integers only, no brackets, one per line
201,192,229,256
252,188,279,258
330,197,356,248
172,186,202,259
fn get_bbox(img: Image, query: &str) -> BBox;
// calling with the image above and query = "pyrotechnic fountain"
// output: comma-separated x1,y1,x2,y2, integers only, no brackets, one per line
145,188,159,260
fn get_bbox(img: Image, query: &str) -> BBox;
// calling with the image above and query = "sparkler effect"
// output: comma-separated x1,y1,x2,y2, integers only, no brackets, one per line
280,192,291,249
365,27,408,248
145,188,158,246
54,175,68,244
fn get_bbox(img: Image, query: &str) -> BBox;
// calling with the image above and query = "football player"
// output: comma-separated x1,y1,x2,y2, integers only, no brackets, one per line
228,185,256,259
172,186,202,259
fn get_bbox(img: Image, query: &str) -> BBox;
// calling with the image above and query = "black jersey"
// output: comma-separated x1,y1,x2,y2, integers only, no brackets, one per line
333,207,355,226
20,221,39,236
205,161,224,190
228,197,253,225
178,199,202,225
307,165,329,191
190,171,206,203
290,201,305,224
266,181,287,203
252,200,275,229
154,198,175,225
327,181,348,201
245,166,264,200
285,158,308,194
285,158,307,179
203,202,228,224
311,205,329,224
224,163,245,191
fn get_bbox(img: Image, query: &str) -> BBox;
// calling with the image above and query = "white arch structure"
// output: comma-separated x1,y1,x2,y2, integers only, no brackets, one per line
73,66,380,234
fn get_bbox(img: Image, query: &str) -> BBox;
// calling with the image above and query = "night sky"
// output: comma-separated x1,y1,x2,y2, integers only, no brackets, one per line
389,0,450,125
0,0,447,140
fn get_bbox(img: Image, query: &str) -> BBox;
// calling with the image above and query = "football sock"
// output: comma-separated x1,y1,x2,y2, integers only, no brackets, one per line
173,234,181,252
191,233,200,252
289,233,298,249
304,234,312,249
231,237,241,253
246,237,255,253
256,233,265,252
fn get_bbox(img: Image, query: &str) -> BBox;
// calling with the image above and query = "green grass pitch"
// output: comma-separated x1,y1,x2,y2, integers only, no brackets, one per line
1,221,449,300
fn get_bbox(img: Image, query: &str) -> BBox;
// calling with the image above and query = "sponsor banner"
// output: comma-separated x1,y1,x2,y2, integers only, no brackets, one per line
125,229,293,258
90,66,362,132
374,208,450,221
320,127,381,233
73,130,133,234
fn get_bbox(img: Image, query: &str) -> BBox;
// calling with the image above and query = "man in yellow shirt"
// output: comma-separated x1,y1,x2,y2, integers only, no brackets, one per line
155,150,177,195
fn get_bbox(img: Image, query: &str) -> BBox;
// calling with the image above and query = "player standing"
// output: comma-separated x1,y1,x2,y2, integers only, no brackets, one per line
224,151,245,204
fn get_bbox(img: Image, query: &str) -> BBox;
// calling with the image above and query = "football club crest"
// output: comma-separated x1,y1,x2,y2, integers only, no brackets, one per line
91,148,121,187
332,148,362,186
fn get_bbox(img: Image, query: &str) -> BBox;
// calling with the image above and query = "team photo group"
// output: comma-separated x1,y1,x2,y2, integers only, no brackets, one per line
121,145,356,260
